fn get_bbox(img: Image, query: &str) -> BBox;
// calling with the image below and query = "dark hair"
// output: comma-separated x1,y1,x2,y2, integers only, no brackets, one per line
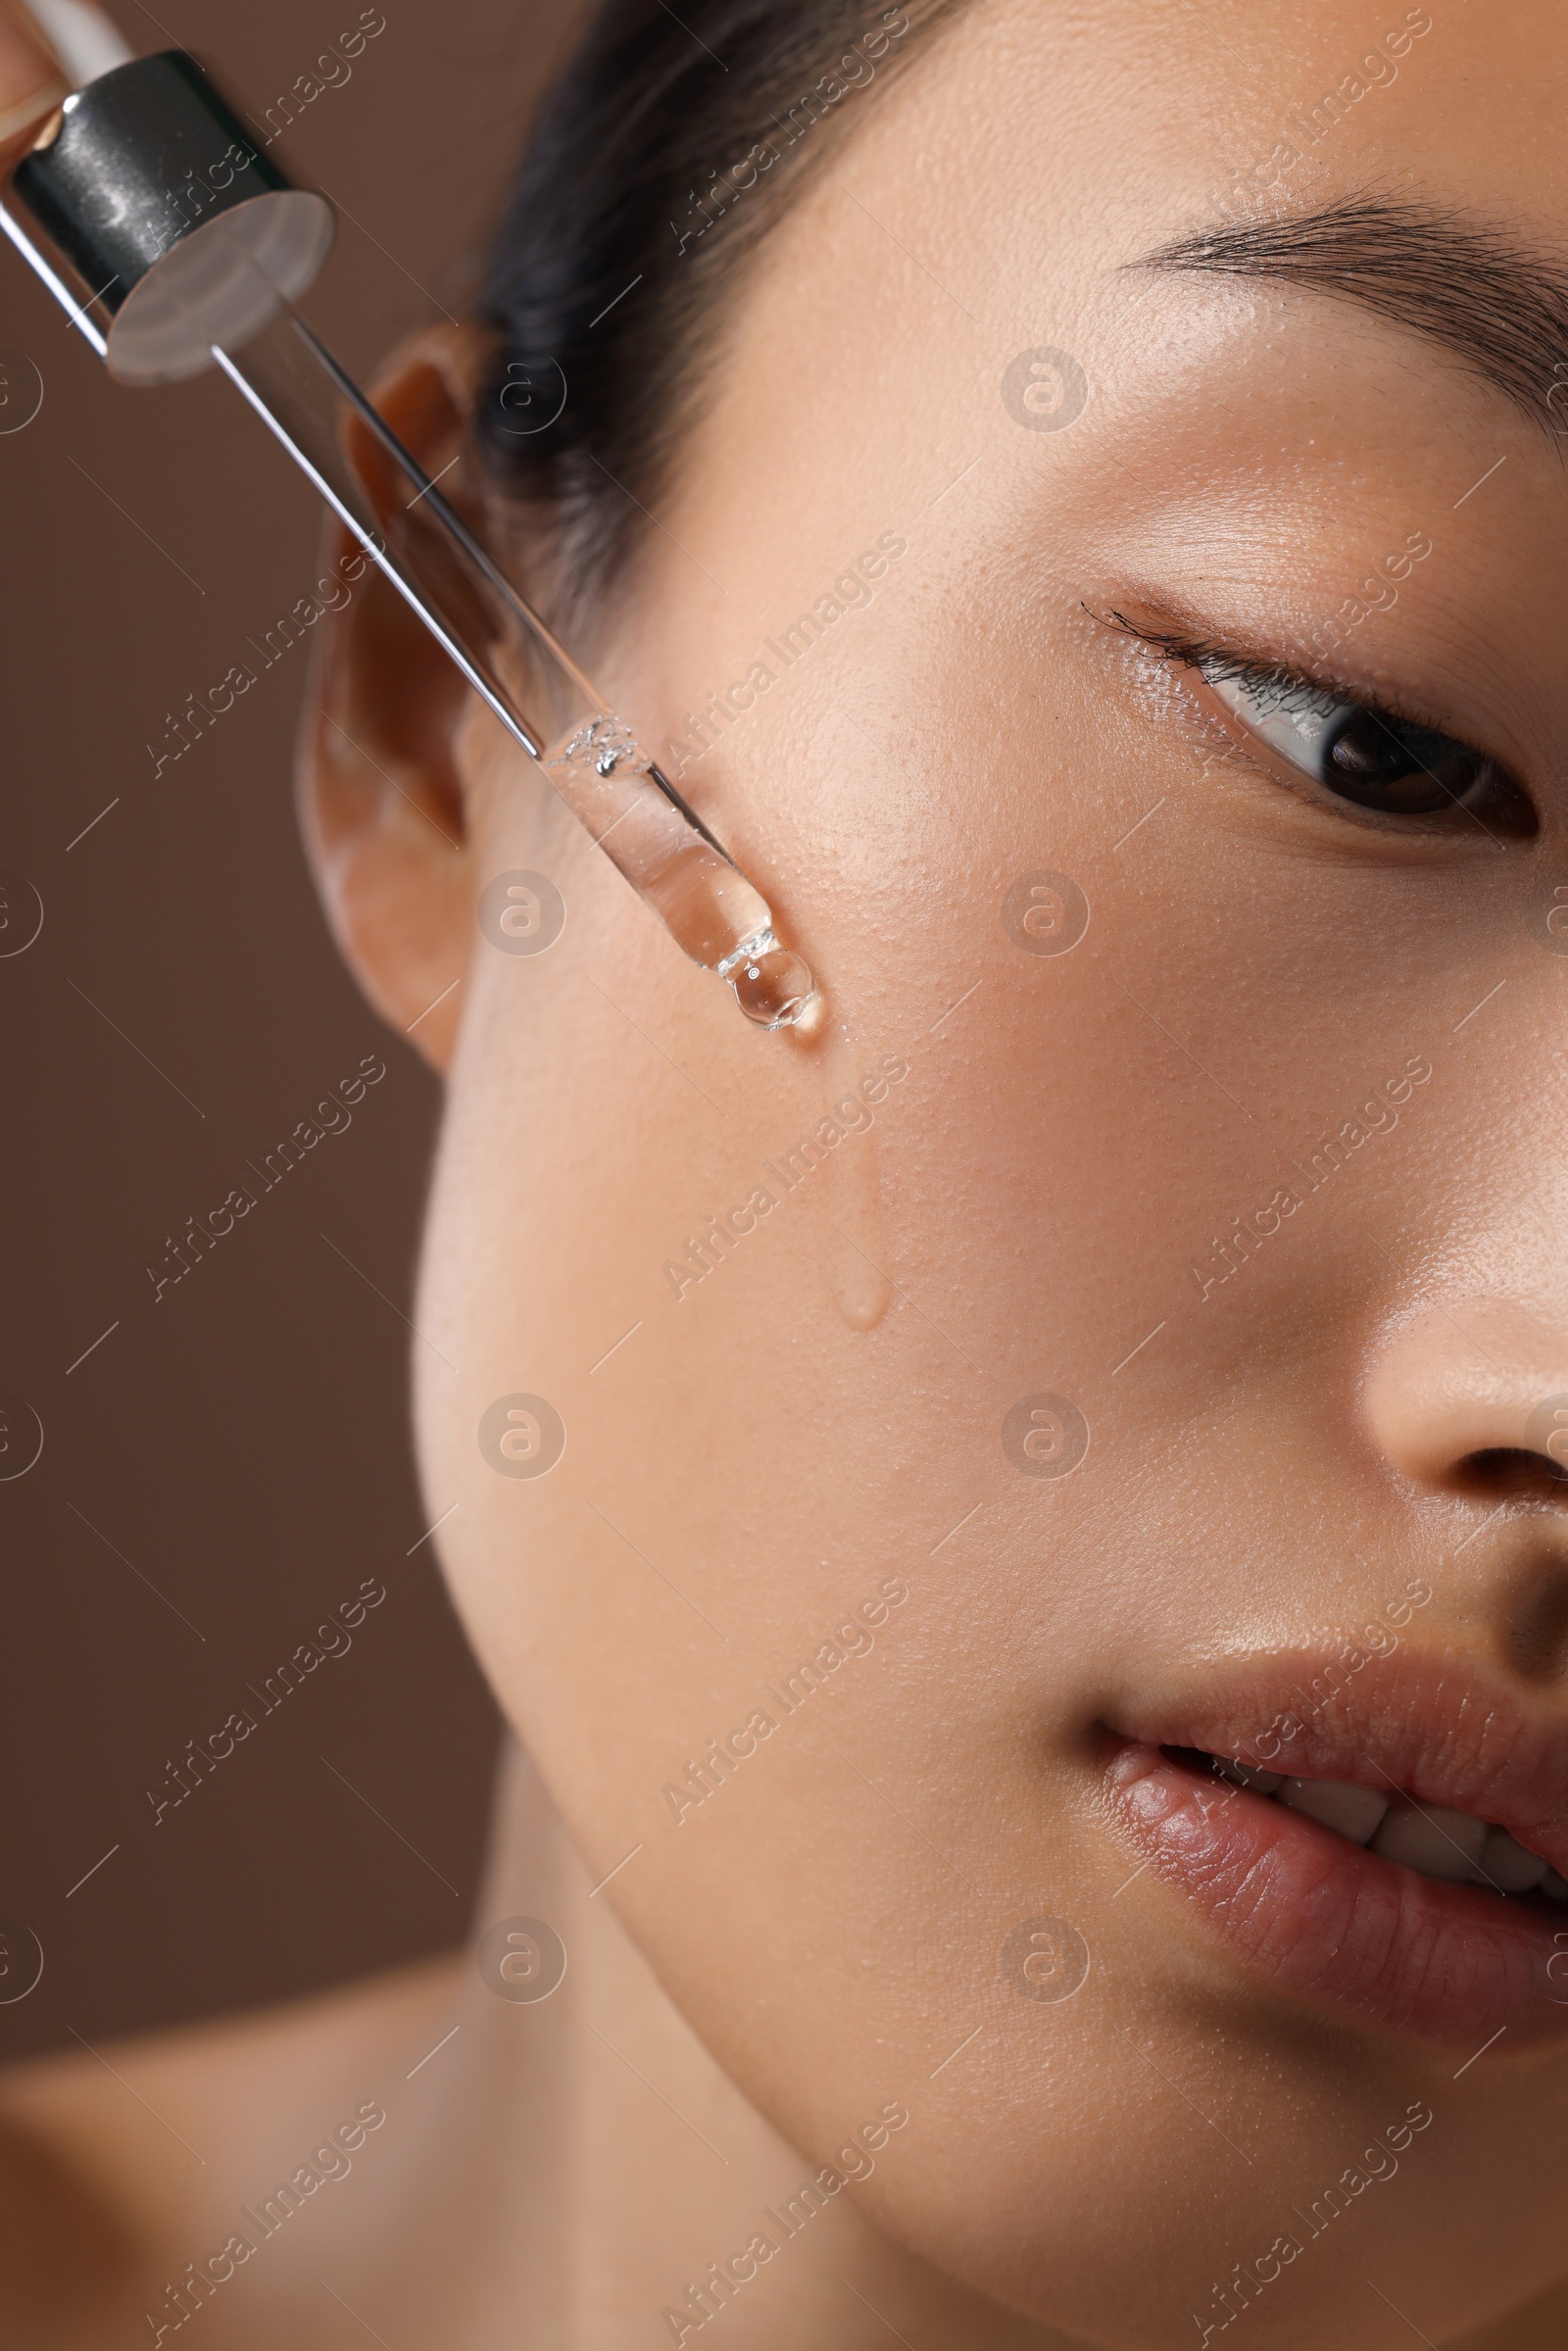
475,0,958,613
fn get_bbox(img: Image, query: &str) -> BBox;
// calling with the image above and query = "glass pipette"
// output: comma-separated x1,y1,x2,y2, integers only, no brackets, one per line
0,10,819,1030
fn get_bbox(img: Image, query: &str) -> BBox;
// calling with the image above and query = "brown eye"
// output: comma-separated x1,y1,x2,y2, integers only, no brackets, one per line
1204,665,1504,819
1319,708,1497,815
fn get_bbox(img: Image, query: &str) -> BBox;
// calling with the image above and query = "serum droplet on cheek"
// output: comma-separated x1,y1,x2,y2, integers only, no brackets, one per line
821,1228,894,1330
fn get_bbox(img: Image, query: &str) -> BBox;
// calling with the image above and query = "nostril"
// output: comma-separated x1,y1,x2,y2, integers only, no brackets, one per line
1457,1446,1568,1501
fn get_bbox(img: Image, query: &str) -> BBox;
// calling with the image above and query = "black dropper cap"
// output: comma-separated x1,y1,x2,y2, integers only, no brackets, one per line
12,51,333,382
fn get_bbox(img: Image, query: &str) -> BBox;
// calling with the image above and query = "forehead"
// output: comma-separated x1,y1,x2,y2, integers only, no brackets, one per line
861,0,1568,249
699,0,1568,429
644,0,1568,642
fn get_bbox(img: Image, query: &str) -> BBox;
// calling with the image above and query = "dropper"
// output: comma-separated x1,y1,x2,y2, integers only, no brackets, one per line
0,3,820,1031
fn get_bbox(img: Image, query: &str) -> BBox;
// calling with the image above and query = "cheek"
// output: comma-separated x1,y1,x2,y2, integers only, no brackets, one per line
411,446,1494,2330
411,698,1245,2322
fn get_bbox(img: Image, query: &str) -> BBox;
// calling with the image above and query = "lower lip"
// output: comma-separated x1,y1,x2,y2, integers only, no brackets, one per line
1104,1742,1568,2051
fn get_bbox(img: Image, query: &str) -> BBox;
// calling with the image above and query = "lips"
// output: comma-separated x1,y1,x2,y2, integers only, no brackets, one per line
1101,1652,1568,2049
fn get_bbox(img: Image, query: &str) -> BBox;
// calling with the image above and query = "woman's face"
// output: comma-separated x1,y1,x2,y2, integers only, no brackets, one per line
338,0,1568,2336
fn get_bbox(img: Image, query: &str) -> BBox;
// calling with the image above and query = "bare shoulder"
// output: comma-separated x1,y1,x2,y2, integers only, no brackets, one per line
0,1953,463,2347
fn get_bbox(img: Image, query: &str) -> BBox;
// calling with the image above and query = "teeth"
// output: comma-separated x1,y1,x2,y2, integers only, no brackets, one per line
1276,1777,1389,1845
1474,1827,1547,1894
1370,1801,1487,1882
1198,1752,1565,1897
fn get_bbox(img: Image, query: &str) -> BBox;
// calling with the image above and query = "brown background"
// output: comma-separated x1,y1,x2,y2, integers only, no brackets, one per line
0,0,583,2059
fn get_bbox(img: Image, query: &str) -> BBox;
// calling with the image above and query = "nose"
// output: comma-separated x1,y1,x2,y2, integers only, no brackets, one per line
1364,1299,1568,1495
1364,1299,1568,1681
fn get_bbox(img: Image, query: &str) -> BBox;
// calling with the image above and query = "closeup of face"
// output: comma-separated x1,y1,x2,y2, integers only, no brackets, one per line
307,0,1568,2339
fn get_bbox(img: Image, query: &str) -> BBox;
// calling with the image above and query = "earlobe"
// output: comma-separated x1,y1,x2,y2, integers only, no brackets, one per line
295,323,497,1072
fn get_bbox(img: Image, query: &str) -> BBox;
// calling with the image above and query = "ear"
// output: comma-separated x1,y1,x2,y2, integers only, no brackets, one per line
296,322,498,1072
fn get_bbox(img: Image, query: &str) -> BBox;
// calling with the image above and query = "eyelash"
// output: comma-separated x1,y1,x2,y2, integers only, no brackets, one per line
1102,609,1534,839
1108,613,1313,705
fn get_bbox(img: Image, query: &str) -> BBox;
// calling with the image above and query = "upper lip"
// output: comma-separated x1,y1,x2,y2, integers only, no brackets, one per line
1104,1648,1568,1874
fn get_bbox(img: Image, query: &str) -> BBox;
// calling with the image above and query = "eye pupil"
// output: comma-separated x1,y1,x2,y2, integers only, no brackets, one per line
1322,710,1486,815
1325,711,1405,780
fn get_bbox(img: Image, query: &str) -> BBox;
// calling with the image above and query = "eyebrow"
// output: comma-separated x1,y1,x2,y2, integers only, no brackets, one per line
1136,197,1568,441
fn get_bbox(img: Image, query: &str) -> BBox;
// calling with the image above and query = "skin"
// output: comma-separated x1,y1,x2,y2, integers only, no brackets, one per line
7,0,1568,2341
